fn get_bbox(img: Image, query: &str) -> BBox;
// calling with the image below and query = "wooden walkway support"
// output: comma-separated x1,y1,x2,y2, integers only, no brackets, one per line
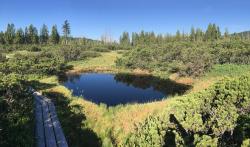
32,89,68,147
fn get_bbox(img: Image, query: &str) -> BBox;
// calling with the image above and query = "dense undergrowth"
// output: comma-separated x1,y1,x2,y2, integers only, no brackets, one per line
117,40,250,77
0,73,34,146
0,48,65,146
124,75,250,146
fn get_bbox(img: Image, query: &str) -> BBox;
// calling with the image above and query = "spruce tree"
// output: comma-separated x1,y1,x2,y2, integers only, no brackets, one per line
131,32,138,46
40,24,49,44
157,34,163,43
176,30,181,41
120,31,130,46
190,27,196,42
28,25,39,44
24,27,30,44
205,23,218,41
216,26,221,39
140,30,145,44
4,23,15,44
62,20,70,44
223,28,229,39
50,25,60,44
195,28,204,42
14,28,25,44
0,31,5,44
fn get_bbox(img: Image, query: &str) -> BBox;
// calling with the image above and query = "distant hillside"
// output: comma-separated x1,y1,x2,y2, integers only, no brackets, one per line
233,31,250,38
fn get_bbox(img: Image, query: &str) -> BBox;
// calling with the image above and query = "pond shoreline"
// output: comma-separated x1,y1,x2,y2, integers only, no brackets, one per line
66,66,151,76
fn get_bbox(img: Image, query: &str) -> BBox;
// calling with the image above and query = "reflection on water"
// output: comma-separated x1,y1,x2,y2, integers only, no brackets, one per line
60,73,191,106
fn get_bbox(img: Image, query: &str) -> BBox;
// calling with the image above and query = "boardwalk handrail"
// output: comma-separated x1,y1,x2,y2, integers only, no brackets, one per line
31,89,68,147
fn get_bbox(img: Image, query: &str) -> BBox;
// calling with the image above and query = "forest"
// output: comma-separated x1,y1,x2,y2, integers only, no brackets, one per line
0,21,250,147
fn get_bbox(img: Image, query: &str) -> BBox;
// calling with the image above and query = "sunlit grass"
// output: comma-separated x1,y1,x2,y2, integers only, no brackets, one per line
6,50,39,58
68,50,123,69
191,64,250,93
206,64,250,77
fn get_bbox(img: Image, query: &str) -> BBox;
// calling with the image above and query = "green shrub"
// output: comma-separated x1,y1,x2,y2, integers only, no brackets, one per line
0,51,64,75
124,75,250,146
0,73,34,146
28,46,41,52
116,40,250,77
80,51,101,58
0,53,6,62
93,47,110,52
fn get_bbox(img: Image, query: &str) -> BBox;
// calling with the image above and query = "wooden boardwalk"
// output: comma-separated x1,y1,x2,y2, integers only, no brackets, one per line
32,89,68,147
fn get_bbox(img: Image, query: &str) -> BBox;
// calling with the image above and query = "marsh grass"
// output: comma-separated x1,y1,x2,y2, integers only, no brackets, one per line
68,51,123,71
191,64,250,93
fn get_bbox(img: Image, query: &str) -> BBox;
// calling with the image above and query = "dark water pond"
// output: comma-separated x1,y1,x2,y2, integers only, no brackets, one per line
61,73,190,106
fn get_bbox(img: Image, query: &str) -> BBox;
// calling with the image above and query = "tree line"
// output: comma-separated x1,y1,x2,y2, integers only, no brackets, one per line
119,23,250,46
0,20,71,45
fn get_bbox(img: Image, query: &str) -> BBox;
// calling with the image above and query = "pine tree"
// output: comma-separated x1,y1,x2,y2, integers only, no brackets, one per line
195,28,204,42
4,23,15,44
190,27,196,42
176,30,181,41
24,27,30,44
182,31,187,41
62,20,70,44
224,28,229,39
40,24,49,44
14,28,24,44
50,25,60,44
0,31,5,44
28,25,39,44
140,30,145,44
132,32,139,46
149,32,156,43
205,23,212,41
205,23,220,41
157,34,163,43
216,26,221,39
120,31,130,46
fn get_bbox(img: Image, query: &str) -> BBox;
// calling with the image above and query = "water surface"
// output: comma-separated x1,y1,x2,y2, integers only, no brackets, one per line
61,73,190,106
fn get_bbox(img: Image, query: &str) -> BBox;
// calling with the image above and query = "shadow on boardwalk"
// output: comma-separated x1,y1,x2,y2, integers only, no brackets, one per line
42,90,102,147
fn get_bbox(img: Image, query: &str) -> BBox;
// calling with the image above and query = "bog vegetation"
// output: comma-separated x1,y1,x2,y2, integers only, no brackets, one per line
0,21,250,146
125,75,250,146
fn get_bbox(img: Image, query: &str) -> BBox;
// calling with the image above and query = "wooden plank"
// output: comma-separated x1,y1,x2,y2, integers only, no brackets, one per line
34,95,45,147
42,99,57,147
32,89,68,147
48,102,68,147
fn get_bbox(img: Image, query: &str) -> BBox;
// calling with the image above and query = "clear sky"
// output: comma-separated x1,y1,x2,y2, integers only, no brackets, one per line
0,0,250,40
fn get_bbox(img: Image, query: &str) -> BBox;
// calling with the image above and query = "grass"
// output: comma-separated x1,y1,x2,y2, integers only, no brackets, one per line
36,52,250,146
191,64,250,93
6,50,39,58
206,64,250,77
68,51,123,72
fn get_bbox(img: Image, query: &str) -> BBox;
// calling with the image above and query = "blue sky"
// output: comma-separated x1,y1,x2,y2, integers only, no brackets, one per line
0,0,250,40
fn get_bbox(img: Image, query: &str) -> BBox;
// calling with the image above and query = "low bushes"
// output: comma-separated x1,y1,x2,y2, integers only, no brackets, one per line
116,40,250,77
0,51,64,75
27,46,41,52
0,73,34,146
124,75,250,146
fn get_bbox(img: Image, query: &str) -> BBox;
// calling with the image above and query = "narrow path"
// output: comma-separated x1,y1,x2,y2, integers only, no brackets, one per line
32,89,68,147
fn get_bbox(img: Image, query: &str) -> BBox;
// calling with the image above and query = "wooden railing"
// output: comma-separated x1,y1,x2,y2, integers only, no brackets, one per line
32,90,68,147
